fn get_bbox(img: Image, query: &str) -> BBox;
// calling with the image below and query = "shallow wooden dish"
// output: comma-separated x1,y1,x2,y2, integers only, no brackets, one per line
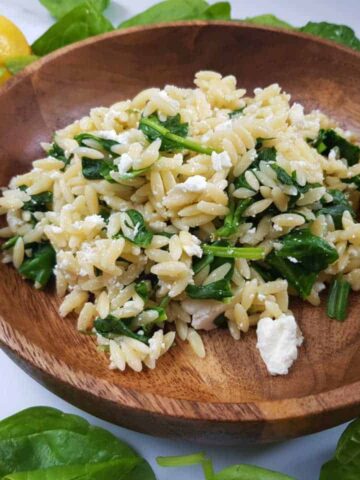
1,22,360,445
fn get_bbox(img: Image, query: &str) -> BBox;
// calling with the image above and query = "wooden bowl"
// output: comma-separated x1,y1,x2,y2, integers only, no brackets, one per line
1,22,360,445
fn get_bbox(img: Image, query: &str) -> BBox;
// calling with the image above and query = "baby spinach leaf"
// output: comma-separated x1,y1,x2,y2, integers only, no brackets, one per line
22,191,53,213
213,464,295,479
75,132,119,153
0,407,155,480
270,164,293,186
40,0,110,19
122,209,153,247
94,315,150,344
215,197,253,238
1,236,20,251
275,229,339,272
4,55,39,74
119,0,209,28
243,14,294,30
312,129,360,166
47,142,71,166
300,22,360,51
266,251,317,299
201,2,231,20
320,418,360,480
327,275,351,321
316,189,355,229
186,279,233,300
81,157,115,180
18,242,56,288
32,1,113,56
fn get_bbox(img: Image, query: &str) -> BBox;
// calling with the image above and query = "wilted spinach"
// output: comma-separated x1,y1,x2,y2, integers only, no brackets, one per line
312,129,360,166
18,242,56,288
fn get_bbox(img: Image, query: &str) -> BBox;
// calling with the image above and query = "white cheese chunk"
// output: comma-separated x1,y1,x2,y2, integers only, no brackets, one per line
211,151,232,171
182,299,226,331
256,314,303,375
175,175,207,192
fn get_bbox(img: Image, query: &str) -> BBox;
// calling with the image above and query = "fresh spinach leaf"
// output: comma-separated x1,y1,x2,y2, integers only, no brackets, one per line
316,189,355,229
140,113,216,154
213,464,295,479
202,2,231,20
320,418,360,480
270,164,294,186
18,242,56,288
122,209,153,247
94,315,151,344
47,142,71,166
32,1,113,56
275,229,339,272
256,146,277,163
300,22,360,51
327,275,351,321
22,191,53,213
0,407,155,479
243,14,294,30
81,157,115,180
312,129,360,166
75,132,119,153
40,0,110,19
4,55,39,74
119,0,209,28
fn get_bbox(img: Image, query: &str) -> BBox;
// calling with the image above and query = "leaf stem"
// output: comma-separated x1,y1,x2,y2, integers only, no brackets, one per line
202,244,265,260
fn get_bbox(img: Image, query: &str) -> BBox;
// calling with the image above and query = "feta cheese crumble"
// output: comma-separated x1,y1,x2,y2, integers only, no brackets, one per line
256,314,303,375
175,175,207,192
211,151,232,171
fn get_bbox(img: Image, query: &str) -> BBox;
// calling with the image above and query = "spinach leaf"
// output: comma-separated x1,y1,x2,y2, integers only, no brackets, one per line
135,280,152,302
117,167,150,181
327,275,351,321
40,0,110,19
47,142,71,166
94,315,150,344
266,251,317,299
320,418,360,480
119,0,209,28
270,164,293,186
343,175,360,189
22,191,53,213
32,1,113,56
75,132,119,153
4,55,39,74
312,129,360,166
202,244,265,260
213,464,295,479
201,2,231,20
121,209,153,247
81,157,115,180
243,14,294,30
215,197,253,237
140,114,216,154
300,22,360,51
1,236,20,251
315,189,355,229
228,107,245,118
0,407,154,480
186,279,233,300
18,242,56,288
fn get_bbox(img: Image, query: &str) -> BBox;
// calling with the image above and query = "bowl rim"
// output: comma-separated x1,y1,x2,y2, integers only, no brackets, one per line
1,21,360,430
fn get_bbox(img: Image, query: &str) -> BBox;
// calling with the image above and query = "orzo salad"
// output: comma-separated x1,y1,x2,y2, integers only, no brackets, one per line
1,71,359,375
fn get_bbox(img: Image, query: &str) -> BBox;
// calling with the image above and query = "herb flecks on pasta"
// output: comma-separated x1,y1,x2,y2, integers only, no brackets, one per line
1,71,359,375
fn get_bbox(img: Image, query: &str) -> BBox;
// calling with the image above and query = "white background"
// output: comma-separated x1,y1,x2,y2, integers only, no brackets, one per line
0,1,359,478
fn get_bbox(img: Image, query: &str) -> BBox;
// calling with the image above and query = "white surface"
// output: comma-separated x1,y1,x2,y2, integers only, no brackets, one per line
0,1,359,478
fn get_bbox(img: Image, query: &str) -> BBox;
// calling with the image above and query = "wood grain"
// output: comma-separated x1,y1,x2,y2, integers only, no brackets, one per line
1,22,360,444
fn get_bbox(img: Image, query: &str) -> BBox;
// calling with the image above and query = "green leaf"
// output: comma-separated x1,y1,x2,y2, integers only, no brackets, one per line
320,418,360,480
81,157,114,180
1,236,20,251
327,275,351,321
201,2,231,20
75,133,119,153
275,229,339,273
216,197,253,238
21,191,53,213
300,22,360,51
135,280,152,302
117,167,150,181
316,189,355,230
47,142,71,166
4,55,39,74
0,407,155,480
94,315,151,344
40,0,110,19
32,1,113,56
228,107,245,118
244,14,294,30
213,464,295,480
202,244,265,260
122,209,153,247
311,129,360,166
119,0,209,28
18,242,56,288
186,279,233,300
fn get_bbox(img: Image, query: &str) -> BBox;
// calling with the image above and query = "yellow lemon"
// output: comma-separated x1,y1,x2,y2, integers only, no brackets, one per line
0,15,30,84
